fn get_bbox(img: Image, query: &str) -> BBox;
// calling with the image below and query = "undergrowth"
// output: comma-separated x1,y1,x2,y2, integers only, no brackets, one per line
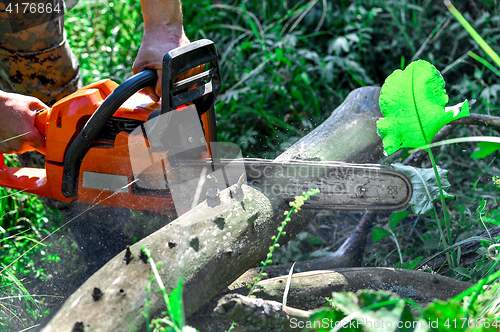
0,155,61,331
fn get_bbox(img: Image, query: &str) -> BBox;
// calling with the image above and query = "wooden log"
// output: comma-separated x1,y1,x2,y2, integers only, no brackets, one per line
214,294,310,332
187,211,378,332
250,268,472,309
214,269,471,331
275,86,384,164
40,86,387,331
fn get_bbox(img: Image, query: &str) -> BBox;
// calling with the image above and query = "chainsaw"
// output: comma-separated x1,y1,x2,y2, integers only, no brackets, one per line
0,39,412,215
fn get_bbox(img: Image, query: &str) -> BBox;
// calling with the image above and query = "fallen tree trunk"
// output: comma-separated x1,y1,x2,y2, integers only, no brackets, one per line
187,211,378,331
41,86,391,331
250,268,472,309
189,267,472,332
214,269,471,331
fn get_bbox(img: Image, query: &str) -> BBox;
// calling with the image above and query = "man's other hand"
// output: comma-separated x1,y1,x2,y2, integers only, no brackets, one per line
0,91,47,154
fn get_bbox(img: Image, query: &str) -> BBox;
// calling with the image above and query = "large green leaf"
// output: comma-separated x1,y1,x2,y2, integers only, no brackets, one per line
377,60,470,155
392,163,454,215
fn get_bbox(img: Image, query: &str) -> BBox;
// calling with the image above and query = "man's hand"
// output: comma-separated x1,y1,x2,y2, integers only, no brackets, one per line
133,0,203,101
133,24,190,101
0,91,47,154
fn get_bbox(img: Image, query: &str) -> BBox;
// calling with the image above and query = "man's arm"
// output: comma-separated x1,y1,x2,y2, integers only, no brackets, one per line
133,0,190,100
0,91,47,154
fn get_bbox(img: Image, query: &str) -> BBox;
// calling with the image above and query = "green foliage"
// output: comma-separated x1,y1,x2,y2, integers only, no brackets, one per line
471,142,500,159
372,226,392,243
248,189,320,295
311,270,500,331
493,176,500,188
389,210,410,233
0,156,61,330
12,0,500,329
391,163,454,215
445,0,500,69
141,246,196,332
377,60,469,155
397,256,424,270
312,290,416,332
65,0,144,83
372,210,410,265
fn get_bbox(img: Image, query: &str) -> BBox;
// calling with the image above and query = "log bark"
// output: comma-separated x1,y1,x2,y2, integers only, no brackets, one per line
250,268,471,309
275,87,384,163
214,269,471,331
214,294,310,332
41,87,387,331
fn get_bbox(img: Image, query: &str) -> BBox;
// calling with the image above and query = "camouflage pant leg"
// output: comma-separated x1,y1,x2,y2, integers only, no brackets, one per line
0,0,81,105
0,2,81,179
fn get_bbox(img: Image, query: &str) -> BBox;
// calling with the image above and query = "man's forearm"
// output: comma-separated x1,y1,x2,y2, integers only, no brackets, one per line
140,0,184,30
134,0,189,98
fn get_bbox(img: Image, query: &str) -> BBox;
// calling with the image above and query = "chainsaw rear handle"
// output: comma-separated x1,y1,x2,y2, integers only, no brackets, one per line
62,39,221,199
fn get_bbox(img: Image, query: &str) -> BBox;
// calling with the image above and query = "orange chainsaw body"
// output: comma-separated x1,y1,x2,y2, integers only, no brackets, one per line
0,79,214,214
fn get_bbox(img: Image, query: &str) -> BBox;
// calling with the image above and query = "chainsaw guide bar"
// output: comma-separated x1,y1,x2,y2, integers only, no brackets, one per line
169,158,412,211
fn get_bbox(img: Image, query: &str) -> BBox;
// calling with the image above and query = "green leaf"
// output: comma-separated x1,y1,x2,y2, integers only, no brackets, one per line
471,142,500,159
422,300,468,332
331,291,408,332
309,309,361,331
389,210,409,232
377,60,469,155
372,226,392,243
483,208,500,226
397,256,423,270
168,277,185,327
452,266,471,279
392,163,454,215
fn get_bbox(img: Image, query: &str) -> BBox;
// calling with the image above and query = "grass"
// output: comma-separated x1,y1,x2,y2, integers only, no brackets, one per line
0,155,61,331
2,0,500,330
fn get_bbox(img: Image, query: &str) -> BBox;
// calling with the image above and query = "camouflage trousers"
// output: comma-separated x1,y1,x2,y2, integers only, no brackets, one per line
0,2,81,105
